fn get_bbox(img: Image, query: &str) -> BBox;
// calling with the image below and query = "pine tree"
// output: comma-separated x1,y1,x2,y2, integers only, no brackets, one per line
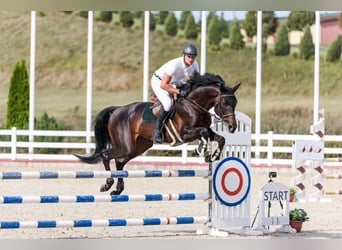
300,26,314,60
179,11,191,30
6,60,29,129
159,11,169,25
208,15,222,46
230,21,245,50
274,24,290,56
326,35,342,62
243,11,257,40
184,13,198,40
164,12,178,37
218,15,229,38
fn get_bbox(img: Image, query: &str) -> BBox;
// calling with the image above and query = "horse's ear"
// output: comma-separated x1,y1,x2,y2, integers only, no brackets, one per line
232,82,241,93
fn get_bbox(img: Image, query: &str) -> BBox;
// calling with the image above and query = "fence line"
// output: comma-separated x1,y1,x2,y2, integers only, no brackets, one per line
0,128,341,167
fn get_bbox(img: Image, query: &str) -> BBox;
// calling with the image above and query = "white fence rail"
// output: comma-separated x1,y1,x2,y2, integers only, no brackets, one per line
0,128,341,167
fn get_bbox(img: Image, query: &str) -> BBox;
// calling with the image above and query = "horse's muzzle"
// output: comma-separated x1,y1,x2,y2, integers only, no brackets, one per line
228,124,237,133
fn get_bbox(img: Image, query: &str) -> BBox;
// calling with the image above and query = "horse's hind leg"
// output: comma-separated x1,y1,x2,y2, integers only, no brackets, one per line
100,157,115,192
110,160,126,195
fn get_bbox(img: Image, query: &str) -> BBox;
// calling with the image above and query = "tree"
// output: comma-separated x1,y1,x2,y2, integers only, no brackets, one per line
79,11,88,19
262,11,278,36
243,11,257,41
274,24,290,56
164,12,178,37
120,11,134,28
99,11,112,23
287,11,315,31
6,60,29,129
208,15,222,46
207,12,217,29
179,11,191,30
230,21,245,50
218,15,229,38
326,35,342,62
159,11,169,25
300,26,314,60
184,13,198,39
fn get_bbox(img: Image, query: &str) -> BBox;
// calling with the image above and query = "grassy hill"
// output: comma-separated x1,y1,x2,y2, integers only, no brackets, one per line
0,11,341,134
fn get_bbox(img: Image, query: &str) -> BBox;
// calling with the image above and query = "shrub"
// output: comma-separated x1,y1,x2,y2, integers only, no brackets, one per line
326,35,342,62
35,112,67,154
99,11,112,23
120,11,134,28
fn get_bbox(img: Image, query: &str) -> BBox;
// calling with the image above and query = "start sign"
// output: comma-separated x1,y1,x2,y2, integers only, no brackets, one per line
260,181,289,202
257,181,291,229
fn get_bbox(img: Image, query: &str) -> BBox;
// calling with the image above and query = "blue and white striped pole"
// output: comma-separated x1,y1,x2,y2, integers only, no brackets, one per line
0,169,210,180
0,193,210,204
0,216,209,229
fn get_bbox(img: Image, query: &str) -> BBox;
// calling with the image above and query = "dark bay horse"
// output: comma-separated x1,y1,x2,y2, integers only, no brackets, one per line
75,72,241,195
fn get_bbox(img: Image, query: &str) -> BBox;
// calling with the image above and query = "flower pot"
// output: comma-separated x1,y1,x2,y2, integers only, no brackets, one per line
289,193,295,202
290,220,304,232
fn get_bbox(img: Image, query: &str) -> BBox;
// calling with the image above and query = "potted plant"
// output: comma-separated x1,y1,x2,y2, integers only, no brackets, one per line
289,187,297,202
289,208,309,232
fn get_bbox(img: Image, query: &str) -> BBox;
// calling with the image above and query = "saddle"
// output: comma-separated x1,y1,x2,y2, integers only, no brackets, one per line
142,94,182,146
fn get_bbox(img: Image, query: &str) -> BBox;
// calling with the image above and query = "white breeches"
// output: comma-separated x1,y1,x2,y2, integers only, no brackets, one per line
151,78,173,111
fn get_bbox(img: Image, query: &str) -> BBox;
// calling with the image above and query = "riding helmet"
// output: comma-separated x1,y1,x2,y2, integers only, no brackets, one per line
182,44,198,56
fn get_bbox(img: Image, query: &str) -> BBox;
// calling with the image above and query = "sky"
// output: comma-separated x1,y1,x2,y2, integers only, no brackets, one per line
174,11,340,22
174,11,291,21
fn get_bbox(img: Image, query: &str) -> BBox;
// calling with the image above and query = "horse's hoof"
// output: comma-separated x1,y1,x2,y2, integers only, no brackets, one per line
205,155,213,163
110,190,122,195
100,184,107,192
192,149,199,157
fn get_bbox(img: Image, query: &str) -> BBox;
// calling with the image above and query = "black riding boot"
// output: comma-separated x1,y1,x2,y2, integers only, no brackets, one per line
152,109,169,143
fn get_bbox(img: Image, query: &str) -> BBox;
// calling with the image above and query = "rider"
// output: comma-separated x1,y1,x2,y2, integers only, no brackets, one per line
150,44,200,143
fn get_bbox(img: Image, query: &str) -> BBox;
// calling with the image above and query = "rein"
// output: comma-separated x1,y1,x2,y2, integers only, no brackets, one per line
183,93,236,120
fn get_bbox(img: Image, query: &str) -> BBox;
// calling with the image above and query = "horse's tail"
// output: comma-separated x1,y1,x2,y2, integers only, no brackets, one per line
74,106,118,164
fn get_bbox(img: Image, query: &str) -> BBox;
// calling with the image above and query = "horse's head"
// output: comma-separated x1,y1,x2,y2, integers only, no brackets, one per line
186,72,240,133
214,82,241,133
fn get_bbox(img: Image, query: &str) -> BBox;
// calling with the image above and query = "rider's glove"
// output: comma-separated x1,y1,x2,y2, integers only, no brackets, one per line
179,89,188,97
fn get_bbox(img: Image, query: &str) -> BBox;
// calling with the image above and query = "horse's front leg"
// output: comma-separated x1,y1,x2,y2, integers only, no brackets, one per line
192,136,208,157
182,127,210,157
205,130,225,162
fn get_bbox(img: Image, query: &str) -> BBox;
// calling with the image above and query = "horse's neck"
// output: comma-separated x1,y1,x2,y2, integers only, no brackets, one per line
188,88,218,110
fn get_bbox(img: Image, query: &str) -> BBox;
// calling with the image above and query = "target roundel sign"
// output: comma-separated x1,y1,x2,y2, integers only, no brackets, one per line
213,157,251,207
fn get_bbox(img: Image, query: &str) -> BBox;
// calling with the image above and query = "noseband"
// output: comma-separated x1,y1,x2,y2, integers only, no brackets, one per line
215,94,236,120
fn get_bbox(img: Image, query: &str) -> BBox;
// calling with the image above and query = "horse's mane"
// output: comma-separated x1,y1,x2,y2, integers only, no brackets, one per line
186,71,227,92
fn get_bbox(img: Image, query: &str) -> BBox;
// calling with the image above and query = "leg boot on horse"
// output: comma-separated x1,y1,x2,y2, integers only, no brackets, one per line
152,108,169,143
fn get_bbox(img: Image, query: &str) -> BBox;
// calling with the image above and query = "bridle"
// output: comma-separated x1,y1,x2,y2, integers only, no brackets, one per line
183,93,236,121
216,94,236,120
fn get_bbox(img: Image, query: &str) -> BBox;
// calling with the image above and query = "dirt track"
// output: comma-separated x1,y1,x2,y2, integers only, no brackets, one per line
0,160,342,239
